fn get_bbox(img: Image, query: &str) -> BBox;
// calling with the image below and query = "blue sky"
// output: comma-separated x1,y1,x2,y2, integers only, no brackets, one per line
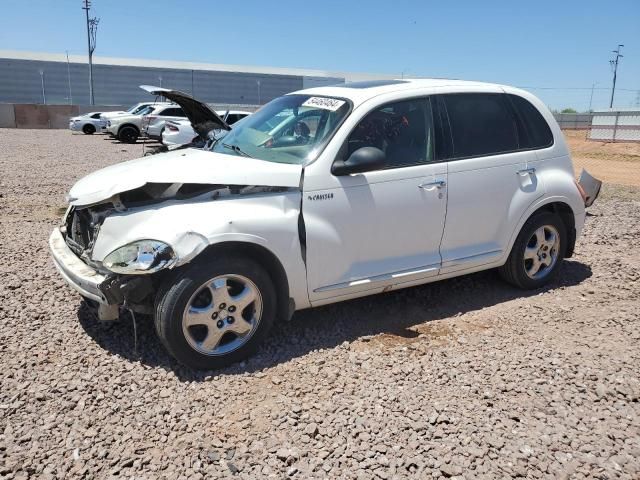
1,0,638,110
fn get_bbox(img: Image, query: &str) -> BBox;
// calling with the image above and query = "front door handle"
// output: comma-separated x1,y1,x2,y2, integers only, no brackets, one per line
517,167,536,176
418,180,446,189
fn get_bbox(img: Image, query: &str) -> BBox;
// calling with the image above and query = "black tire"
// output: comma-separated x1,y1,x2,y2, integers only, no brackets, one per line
117,125,139,143
155,256,276,370
499,211,567,289
82,124,96,135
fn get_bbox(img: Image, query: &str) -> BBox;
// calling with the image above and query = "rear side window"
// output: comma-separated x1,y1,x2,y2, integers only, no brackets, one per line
508,94,554,149
443,93,518,158
160,108,185,117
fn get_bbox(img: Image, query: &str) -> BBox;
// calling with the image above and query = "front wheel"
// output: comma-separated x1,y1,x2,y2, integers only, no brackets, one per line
82,124,96,134
155,257,276,369
117,125,139,143
499,212,567,289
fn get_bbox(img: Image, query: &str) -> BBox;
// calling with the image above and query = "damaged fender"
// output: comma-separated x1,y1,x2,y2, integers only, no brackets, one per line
90,192,310,310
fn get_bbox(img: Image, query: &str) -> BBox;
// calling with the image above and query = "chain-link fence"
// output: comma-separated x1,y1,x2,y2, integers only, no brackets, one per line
561,112,640,188
554,113,593,130
589,111,640,143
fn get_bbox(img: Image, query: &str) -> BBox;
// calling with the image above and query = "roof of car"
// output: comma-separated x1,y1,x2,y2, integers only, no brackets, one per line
290,78,514,107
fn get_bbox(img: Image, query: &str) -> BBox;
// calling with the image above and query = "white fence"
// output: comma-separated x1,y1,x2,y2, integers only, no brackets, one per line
589,111,640,143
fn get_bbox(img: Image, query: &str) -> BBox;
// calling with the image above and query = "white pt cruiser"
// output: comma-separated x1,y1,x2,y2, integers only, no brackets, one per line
50,79,599,369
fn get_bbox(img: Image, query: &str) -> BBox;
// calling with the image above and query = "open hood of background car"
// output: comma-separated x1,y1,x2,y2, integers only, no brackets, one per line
140,85,230,138
67,148,302,207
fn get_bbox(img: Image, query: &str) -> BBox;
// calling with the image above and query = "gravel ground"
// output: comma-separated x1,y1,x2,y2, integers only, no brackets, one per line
1,129,639,479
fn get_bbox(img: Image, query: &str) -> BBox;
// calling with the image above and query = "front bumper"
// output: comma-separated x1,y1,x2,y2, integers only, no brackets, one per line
69,122,83,131
49,228,110,304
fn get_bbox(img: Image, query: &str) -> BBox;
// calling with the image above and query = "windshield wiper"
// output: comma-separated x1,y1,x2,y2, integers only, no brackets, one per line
222,142,253,158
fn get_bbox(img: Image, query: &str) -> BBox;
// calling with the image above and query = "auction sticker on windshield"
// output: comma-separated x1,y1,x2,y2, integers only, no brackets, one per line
302,97,346,111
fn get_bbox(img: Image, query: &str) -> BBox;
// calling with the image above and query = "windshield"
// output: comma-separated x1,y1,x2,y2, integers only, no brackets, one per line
127,104,142,114
210,94,350,164
136,106,154,116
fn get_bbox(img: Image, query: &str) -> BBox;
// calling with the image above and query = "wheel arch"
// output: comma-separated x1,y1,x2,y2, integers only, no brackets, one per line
118,123,140,135
506,198,577,262
194,241,293,322
529,201,576,257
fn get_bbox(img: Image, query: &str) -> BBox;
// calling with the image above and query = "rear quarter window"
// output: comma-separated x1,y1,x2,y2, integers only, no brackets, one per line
508,94,554,149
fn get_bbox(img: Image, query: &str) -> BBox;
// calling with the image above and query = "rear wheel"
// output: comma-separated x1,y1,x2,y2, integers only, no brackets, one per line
117,125,139,143
155,257,276,370
499,212,566,289
82,124,96,134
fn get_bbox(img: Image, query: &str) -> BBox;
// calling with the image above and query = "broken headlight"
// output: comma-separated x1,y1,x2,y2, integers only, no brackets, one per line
103,240,175,274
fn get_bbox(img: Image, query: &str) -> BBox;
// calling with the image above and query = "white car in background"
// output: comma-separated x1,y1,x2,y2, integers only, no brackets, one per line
141,106,188,141
162,110,251,146
51,79,601,370
68,112,104,135
98,102,162,132
104,103,176,143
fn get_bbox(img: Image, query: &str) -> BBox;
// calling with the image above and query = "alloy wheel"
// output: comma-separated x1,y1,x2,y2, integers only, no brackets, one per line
181,274,263,356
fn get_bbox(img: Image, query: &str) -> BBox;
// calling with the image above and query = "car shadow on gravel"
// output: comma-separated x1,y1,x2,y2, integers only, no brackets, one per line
77,260,592,381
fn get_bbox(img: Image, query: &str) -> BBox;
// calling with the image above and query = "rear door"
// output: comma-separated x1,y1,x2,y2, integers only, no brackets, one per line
437,93,546,275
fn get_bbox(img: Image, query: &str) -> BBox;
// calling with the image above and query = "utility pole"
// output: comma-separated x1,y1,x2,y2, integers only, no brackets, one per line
82,0,99,105
256,79,261,105
609,44,623,109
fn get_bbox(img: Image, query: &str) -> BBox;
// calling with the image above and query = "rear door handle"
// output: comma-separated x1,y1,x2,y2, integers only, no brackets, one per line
418,180,446,189
517,167,536,176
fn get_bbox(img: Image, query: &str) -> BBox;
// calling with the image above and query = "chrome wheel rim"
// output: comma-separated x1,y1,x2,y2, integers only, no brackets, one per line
524,225,560,279
182,274,263,356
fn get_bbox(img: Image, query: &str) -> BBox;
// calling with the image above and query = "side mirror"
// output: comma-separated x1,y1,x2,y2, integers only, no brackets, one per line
331,147,386,176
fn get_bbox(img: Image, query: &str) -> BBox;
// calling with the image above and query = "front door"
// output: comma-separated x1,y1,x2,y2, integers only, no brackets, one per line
303,97,448,305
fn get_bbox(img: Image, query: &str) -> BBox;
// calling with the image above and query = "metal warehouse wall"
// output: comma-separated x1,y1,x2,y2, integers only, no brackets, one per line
0,58,344,106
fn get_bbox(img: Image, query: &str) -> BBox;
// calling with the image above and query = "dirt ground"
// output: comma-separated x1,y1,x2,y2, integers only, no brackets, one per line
0,129,639,479
564,130,640,187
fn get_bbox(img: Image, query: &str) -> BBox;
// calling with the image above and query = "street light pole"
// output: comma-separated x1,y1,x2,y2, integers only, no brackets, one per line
66,51,73,104
256,80,261,105
609,44,624,109
39,69,46,104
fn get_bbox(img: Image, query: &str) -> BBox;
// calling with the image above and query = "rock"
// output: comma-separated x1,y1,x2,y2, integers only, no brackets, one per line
304,423,318,437
440,464,463,477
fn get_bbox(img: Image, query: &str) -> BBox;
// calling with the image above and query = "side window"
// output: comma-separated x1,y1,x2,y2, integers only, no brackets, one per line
225,114,239,125
508,94,554,149
91,113,101,119
160,108,184,117
347,98,434,168
443,93,518,158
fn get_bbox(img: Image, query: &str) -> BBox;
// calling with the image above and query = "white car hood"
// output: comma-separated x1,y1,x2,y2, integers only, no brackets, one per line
108,114,139,124
68,148,303,206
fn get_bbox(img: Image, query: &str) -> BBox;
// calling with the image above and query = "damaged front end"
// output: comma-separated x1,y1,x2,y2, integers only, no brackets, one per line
53,181,297,321
58,201,163,319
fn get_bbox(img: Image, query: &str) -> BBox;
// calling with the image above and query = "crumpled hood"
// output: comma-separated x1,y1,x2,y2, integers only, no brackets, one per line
68,148,302,206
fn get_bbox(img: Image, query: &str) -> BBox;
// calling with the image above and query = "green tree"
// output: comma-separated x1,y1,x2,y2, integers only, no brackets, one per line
561,108,577,113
